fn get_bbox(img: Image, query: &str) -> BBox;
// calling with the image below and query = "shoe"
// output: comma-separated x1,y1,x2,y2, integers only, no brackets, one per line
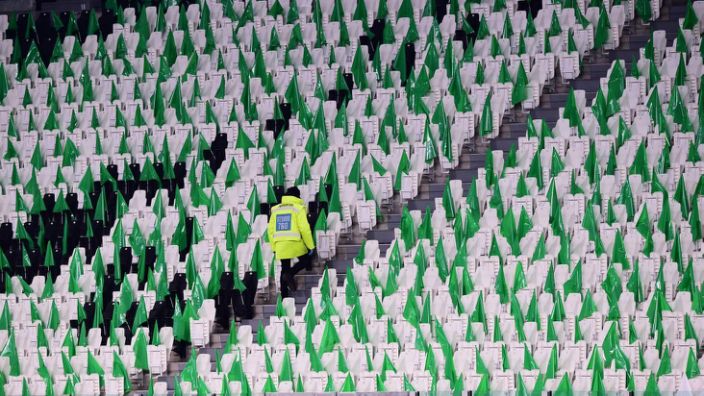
216,319,229,330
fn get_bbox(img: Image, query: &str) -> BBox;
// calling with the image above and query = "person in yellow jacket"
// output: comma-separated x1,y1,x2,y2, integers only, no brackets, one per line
267,187,316,297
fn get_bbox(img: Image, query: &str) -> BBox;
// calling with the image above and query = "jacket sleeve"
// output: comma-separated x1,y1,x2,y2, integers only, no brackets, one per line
267,214,277,251
298,209,315,250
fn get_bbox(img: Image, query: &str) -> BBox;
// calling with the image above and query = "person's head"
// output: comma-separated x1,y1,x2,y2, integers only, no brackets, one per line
285,186,301,199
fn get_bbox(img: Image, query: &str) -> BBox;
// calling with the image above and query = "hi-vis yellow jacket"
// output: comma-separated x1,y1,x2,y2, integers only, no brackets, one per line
267,196,315,259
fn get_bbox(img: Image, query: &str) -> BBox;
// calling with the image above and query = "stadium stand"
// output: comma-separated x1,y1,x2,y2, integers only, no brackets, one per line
0,0,698,393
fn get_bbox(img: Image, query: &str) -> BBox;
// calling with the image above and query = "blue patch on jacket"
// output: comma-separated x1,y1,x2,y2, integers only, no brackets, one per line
276,214,292,231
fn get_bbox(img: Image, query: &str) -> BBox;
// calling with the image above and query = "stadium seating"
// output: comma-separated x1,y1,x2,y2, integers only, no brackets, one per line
0,0,691,393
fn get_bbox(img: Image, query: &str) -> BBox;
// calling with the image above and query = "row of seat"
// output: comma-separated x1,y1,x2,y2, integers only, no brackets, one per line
0,0,669,393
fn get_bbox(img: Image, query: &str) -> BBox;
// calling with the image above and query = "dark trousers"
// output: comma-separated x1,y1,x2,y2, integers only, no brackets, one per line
232,271,258,320
279,253,312,297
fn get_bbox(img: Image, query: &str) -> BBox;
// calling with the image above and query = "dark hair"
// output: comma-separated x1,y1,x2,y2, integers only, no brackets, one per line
285,186,301,198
